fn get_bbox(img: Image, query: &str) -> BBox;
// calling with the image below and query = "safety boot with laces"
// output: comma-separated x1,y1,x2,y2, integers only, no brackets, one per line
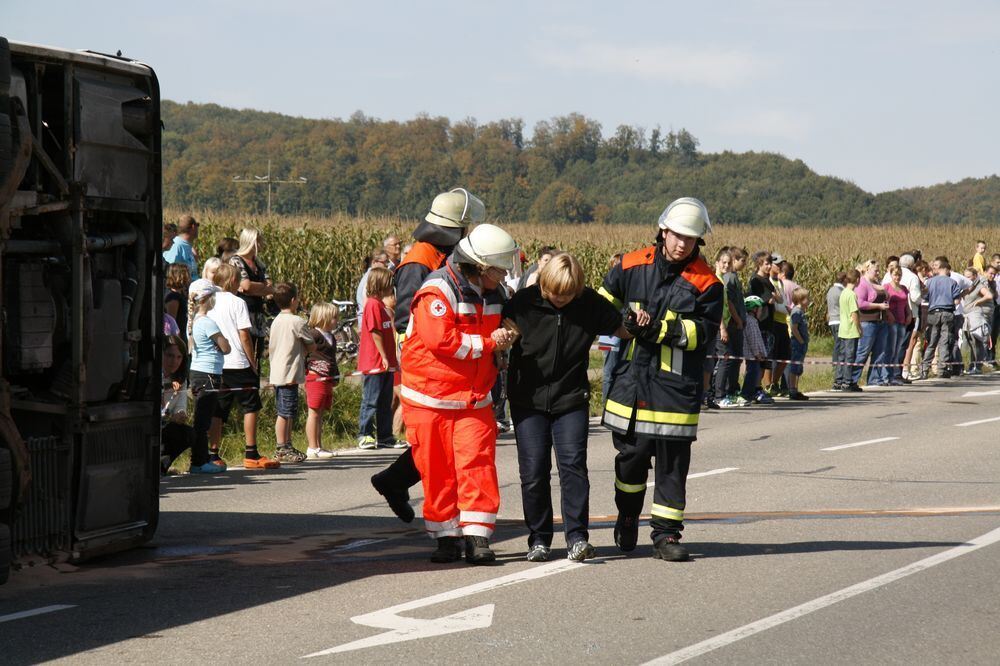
653,535,690,562
430,536,463,563
464,536,496,565
614,514,639,552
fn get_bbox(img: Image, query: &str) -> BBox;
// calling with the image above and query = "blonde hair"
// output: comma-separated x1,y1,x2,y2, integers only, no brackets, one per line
308,302,339,330
861,259,879,273
188,291,216,337
792,287,810,306
202,256,222,276
366,266,394,298
213,263,240,292
538,252,584,298
236,228,261,256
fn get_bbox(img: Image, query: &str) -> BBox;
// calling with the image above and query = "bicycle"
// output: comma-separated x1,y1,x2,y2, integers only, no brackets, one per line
331,299,360,366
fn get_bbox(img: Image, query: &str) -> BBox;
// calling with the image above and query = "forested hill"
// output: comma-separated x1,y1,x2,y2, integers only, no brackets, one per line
163,100,945,226
894,176,1000,227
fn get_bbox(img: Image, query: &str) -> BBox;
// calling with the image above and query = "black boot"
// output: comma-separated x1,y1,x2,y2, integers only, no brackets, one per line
614,514,639,552
430,536,464,563
370,472,415,523
464,536,496,565
653,535,689,562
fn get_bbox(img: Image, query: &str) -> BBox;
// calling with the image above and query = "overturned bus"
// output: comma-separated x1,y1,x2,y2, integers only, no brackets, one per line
0,37,162,583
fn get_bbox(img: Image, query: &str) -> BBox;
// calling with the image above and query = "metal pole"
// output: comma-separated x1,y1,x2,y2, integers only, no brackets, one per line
233,161,307,215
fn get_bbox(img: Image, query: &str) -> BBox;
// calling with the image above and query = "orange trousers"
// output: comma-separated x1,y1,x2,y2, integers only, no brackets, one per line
403,403,499,538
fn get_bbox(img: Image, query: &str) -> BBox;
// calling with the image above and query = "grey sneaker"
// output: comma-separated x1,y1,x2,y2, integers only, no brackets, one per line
273,445,307,463
567,540,596,561
526,544,551,562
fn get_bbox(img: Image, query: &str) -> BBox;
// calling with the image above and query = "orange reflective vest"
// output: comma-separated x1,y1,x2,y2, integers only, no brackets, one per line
401,260,504,410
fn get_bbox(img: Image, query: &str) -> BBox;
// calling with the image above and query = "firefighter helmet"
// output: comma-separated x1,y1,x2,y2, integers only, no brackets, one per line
657,197,712,238
456,224,522,277
425,188,485,228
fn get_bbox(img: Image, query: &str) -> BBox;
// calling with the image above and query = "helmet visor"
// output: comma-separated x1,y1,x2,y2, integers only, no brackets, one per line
480,248,522,280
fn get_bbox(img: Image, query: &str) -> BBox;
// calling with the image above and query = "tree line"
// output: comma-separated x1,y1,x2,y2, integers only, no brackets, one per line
162,101,991,226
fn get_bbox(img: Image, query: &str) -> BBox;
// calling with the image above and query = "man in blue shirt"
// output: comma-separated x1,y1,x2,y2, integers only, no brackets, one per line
920,257,962,379
163,214,200,279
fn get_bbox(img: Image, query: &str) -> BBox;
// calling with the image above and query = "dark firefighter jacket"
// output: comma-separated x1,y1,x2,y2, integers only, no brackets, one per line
393,221,465,336
598,243,724,441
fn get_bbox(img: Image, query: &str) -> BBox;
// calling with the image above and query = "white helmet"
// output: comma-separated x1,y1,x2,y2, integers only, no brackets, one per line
456,224,522,277
425,188,485,228
657,197,712,238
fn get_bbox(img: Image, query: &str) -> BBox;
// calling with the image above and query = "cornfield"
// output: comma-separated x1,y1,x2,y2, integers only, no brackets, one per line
183,209,999,337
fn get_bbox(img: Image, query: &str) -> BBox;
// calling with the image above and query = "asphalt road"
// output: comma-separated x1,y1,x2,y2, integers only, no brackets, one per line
3,375,1000,665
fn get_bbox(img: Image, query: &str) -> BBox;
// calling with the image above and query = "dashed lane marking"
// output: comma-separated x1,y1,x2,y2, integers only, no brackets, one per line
955,415,1000,428
0,605,77,624
642,523,1000,665
647,467,739,487
821,436,899,452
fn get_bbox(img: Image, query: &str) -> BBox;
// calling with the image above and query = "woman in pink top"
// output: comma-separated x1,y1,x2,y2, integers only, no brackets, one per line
852,259,892,386
885,266,913,384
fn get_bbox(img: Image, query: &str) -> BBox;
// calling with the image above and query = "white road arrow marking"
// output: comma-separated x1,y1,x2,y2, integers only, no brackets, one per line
303,559,585,657
962,388,1000,398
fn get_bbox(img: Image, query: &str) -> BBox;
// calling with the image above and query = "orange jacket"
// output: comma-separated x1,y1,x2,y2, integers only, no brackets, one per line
401,261,504,410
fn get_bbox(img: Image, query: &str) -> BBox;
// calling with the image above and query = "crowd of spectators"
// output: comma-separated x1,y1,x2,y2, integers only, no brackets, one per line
159,215,999,476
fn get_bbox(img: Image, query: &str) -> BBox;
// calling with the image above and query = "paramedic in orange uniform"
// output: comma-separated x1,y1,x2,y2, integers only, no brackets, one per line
401,223,521,565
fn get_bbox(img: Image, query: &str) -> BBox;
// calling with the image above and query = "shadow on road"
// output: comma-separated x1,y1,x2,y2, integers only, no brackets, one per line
629,538,965,560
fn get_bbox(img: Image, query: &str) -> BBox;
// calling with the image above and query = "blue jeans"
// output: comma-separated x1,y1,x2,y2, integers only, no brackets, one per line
836,337,859,386
888,323,907,380
740,360,762,400
852,320,889,385
358,372,395,444
829,324,843,370
602,341,629,402
512,406,591,548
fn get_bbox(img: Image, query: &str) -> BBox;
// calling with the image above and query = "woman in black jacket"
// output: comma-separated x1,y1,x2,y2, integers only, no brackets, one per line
503,253,629,562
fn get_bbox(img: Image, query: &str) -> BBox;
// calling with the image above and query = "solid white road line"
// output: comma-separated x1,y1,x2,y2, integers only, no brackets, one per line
821,436,899,452
0,605,76,624
647,467,738,488
954,415,1000,428
643,524,1000,665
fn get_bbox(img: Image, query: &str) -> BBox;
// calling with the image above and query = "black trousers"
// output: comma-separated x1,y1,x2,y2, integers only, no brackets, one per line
162,422,198,468
512,405,590,548
612,431,691,542
374,447,422,491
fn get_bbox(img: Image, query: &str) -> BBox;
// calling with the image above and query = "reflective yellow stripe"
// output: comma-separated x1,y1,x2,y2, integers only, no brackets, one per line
597,286,623,309
682,319,697,351
651,503,684,521
605,399,698,425
659,345,671,372
655,310,677,344
615,477,647,493
625,338,636,361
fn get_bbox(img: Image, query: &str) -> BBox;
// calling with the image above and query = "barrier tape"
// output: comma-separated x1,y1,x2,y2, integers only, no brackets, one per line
702,353,973,369
183,367,401,395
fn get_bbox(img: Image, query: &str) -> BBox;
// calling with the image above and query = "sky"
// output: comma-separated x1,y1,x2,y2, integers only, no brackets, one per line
5,0,999,193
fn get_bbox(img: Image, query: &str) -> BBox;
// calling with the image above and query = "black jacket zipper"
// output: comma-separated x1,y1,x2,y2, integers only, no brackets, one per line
546,311,562,412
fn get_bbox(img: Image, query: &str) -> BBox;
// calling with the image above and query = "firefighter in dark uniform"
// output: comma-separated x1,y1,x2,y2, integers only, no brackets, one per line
598,197,723,562
370,188,482,523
